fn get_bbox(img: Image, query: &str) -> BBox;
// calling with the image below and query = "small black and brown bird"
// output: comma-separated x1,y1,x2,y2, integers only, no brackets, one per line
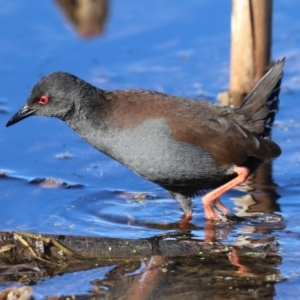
6,58,285,222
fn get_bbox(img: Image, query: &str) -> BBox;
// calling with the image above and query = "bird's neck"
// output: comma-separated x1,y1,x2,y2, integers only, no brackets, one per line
63,88,113,147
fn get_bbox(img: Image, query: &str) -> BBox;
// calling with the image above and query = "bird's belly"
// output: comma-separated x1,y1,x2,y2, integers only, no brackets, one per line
82,119,231,186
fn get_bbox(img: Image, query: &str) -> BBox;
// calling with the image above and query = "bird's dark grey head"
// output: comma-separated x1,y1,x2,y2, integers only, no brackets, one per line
6,72,91,127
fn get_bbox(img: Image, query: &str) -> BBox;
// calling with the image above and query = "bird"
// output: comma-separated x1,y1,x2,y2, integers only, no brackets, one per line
6,58,285,222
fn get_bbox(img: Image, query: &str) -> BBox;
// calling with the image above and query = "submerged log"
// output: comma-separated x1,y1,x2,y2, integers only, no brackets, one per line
0,231,231,263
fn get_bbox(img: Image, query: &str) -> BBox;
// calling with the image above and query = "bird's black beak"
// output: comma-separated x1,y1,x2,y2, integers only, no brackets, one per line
6,105,36,127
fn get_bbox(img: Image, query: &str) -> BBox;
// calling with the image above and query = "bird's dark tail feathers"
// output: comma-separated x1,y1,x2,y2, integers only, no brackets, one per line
237,58,285,138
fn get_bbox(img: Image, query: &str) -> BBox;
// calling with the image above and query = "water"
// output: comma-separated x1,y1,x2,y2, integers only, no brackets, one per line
0,0,300,298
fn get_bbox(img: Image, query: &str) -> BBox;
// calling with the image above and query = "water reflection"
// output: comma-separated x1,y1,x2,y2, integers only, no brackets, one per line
99,253,282,300
230,161,284,249
232,162,281,217
85,233,283,299
55,0,109,38
0,230,284,299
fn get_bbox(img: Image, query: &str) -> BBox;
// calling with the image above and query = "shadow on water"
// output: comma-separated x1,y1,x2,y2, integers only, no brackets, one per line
0,0,300,298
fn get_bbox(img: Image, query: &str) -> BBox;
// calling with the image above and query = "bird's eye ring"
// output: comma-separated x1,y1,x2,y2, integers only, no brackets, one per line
38,96,49,105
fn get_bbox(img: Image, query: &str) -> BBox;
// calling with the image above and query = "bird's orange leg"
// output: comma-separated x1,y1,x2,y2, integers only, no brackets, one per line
201,166,250,220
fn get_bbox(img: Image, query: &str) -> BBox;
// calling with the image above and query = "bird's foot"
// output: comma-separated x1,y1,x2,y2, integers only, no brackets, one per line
202,196,242,222
201,166,249,221
202,196,229,221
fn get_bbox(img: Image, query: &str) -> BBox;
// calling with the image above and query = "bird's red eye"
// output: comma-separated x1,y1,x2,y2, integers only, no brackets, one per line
38,95,49,105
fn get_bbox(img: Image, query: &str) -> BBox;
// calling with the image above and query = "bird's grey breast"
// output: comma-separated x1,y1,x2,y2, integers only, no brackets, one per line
74,118,224,183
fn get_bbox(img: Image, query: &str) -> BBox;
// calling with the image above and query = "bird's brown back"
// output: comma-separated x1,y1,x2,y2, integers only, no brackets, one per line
103,90,280,166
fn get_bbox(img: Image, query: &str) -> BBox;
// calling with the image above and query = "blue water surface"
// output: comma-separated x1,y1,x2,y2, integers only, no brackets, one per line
0,0,300,298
